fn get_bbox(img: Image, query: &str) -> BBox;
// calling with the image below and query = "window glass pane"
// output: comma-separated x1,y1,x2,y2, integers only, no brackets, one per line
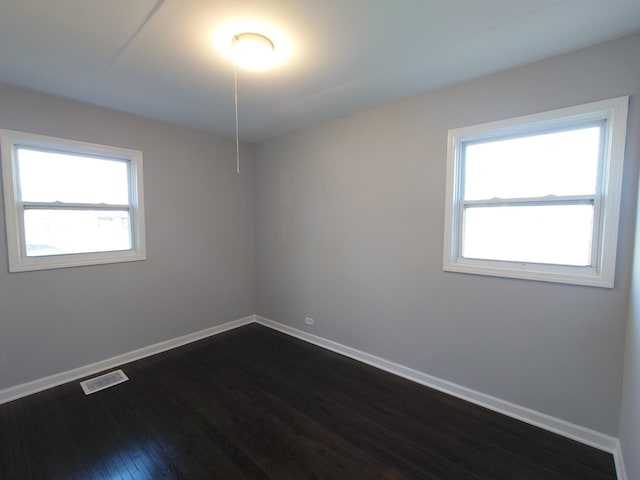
463,126,601,200
17,148,129,204
24,210,131,256
462,204,593,266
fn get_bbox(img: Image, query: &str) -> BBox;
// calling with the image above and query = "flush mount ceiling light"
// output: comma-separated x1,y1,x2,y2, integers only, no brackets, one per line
230,32,276,72
214,21,291,71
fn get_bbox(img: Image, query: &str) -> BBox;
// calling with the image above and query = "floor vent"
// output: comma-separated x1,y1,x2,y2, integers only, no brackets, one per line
80,369,129,395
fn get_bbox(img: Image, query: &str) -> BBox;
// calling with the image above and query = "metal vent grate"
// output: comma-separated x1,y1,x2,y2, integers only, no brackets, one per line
80,369,129,395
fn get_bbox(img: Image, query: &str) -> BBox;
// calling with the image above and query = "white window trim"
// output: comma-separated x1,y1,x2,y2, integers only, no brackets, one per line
443,96,629,288
1,129,147,272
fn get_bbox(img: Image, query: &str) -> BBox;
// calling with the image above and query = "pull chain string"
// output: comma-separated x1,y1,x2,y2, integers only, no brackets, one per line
234,68,240,174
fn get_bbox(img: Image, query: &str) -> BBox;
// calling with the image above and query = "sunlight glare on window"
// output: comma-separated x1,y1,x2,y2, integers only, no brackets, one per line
462,204,594,266
24,210,132,256
464,126,601,200
17,148,129,204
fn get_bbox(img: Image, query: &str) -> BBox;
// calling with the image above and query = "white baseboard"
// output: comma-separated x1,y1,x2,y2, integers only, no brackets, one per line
0,315,255,405
614,440,628,480
254,315,619,456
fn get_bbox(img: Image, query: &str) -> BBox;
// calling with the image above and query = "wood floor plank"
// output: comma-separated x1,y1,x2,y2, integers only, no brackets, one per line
0,324,617,479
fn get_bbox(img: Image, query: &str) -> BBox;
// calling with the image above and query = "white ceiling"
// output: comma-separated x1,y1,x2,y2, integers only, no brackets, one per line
0,0,639,142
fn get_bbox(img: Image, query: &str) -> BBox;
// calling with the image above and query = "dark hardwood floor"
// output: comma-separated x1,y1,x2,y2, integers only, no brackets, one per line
0,324,617,479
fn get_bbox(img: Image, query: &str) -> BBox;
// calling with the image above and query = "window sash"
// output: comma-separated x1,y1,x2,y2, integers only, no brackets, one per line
460,194,598,208
460,121,605,201
457,194,601,268
16,151,136,256
20,201,131,210
15,146,132,205
19,202,134,257
456,125,605,269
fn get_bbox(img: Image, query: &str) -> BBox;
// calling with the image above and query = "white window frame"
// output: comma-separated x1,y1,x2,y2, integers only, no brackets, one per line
443,96,629,288
1,129,147,272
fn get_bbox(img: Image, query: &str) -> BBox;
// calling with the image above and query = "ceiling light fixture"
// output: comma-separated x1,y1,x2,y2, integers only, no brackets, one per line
230,32,276,72
214,21,291,69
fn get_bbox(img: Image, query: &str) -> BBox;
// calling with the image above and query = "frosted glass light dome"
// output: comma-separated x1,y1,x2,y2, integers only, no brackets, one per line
230,33,276,72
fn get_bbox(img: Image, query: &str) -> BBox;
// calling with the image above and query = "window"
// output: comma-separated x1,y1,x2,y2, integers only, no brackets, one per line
1,129,146,272
443,97,629,288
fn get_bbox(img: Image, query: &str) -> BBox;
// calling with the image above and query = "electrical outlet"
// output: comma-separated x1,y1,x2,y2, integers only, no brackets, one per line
305,317,315,326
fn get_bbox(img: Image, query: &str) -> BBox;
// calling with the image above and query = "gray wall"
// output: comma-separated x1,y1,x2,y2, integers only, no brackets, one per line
0,83,255,391
619,128,640,478
254,33,640,435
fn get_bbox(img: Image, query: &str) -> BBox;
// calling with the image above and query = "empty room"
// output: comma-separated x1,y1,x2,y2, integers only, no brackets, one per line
0,1,639,479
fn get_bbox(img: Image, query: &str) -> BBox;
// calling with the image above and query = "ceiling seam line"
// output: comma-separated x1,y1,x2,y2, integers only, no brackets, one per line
102,0,167,75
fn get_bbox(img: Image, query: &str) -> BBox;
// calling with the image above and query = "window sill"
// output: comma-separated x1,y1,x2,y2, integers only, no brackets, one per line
443,260,613,288
8,250,147,273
